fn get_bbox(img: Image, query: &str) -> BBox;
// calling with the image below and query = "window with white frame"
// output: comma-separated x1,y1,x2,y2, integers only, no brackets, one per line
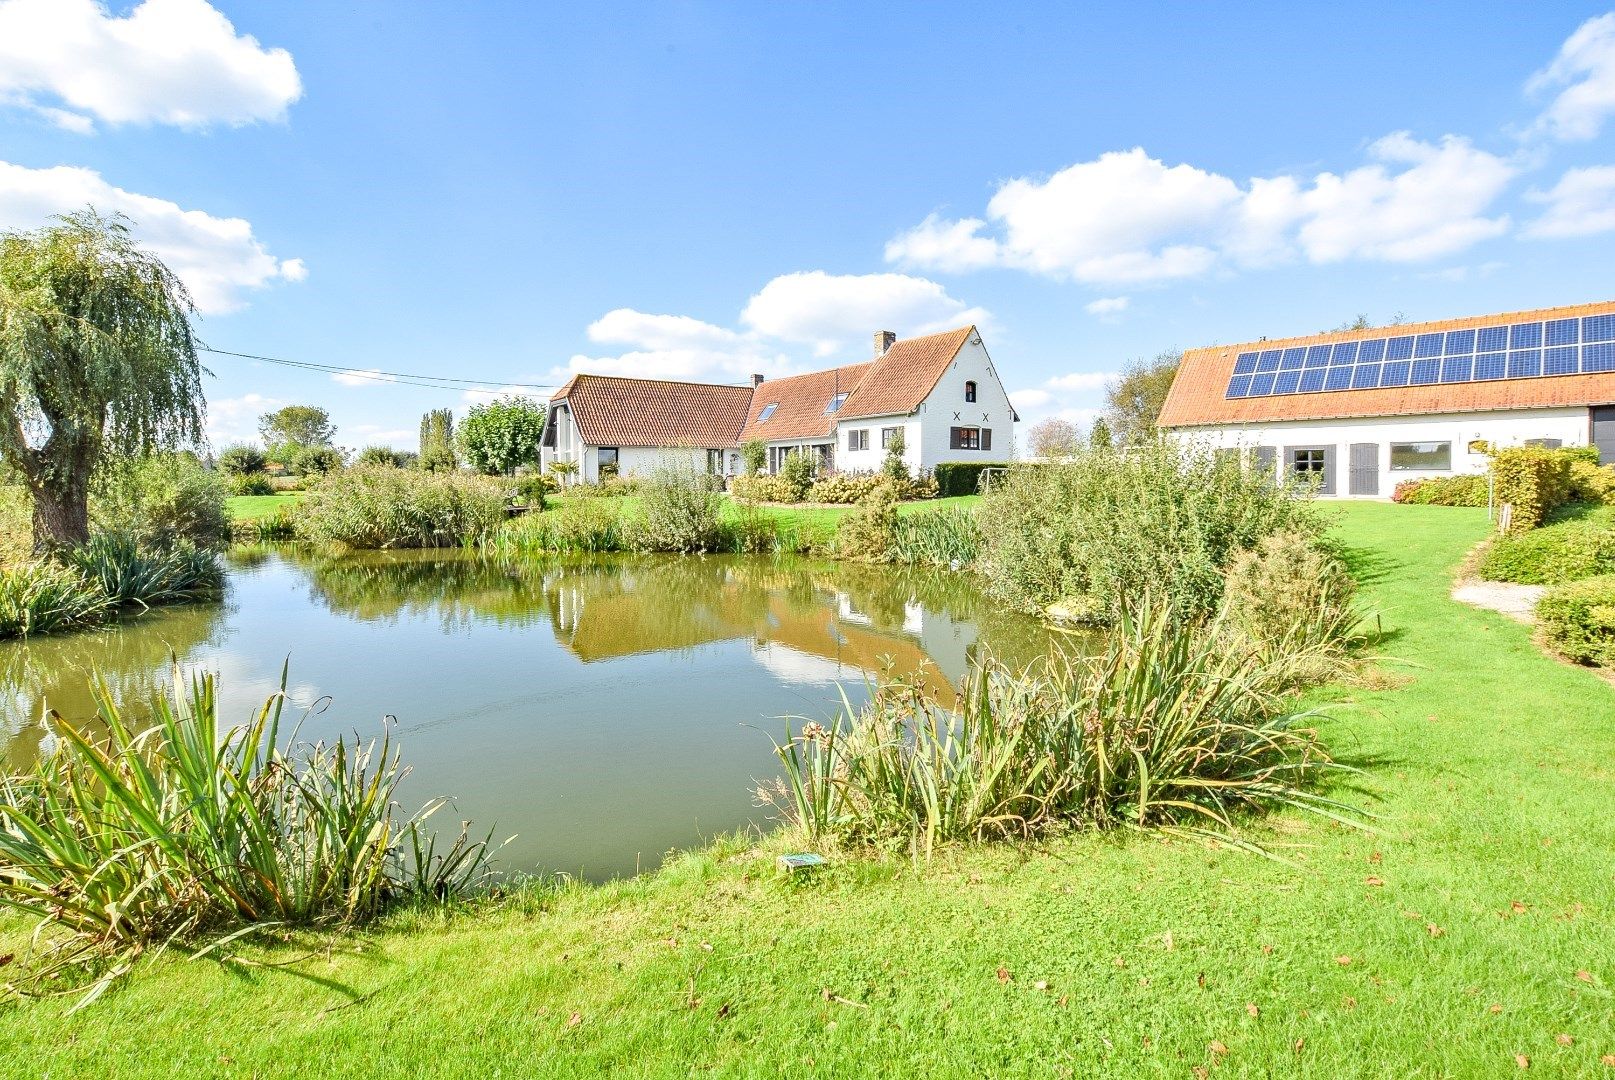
825,392,849,414
1389,441,1451,471
847,429,869,451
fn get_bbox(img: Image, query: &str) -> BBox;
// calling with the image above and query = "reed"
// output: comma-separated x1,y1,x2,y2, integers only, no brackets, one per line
0,561,112,638
889,506,982,567
62,531,223,608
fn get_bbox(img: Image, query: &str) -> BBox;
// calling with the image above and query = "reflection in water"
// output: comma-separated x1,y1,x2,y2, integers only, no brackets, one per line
0,548,1050,878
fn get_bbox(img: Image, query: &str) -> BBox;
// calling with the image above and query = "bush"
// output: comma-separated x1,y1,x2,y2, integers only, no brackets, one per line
92,453,230,548
730,472,799,504
808,472,885,504
833,480,900,561
1568,459,1615,505
0,483,30,568
779,450,818,501
882,429,910,485
629,460,723,553
760,600,1352,856
217,445,266,476
567,476,639,498
721,500,785,554
741,439,766,476
62,532,223,608
934,462,1009,498
1491,447,1573,532
1221,530,1360,687
356,445,408,468
1391,474,1488,506
0,561,110,638
979,443,1323,623
269,475,305,493
1536,575,1615,668
230,473,275,496
0,670,495,1003
298,467,507,548
1479,507,1615,584
495,498,624,554
514,472,550,509
890,506,982,567
291,444,346,477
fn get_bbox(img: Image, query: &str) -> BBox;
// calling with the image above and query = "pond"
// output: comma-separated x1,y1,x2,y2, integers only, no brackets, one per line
0,548,1054,879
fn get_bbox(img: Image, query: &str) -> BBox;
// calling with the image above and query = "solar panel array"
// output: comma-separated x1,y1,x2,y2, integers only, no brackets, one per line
1225,313,1615,400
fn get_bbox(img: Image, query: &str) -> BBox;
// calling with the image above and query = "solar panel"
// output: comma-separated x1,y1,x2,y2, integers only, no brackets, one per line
1222,312,1615,399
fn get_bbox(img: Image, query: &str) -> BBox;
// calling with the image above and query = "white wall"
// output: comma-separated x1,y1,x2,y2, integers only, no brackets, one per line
833,415,915,473
1173,407,1590,497
914,336,1016,469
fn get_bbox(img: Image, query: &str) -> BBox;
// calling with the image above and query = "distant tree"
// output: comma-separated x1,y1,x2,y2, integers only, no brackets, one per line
419,408,457,472
458,396,546,476
740,438,766,476
1327,311,1408,333
1028,418,1080,459
258,405,335,450
0,210,206,549
1088,416,1114,450
291,444,345,476
1104,349,1181,446
217,444,267,475
356,445,407,468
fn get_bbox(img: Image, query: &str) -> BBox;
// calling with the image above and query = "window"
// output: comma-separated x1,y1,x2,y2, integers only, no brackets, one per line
881,426,903,449
964,380,977,402
757,403,778,423
1290,448,1325,477
598,447,620,478
706,449,724,474
1389,441,1452,471
825,392,849,414
950,426,992,450
1524,438,1563,449
847,429,869,451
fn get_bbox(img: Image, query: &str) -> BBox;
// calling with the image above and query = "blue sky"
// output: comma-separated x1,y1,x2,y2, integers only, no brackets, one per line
3,1,1615,449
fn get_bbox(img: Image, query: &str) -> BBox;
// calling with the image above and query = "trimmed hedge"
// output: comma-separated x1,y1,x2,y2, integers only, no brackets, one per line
934,462,1010,498
1536,574,1615,668
1491,447,1572,532
1479,508,1615,584
1391,475,1488,507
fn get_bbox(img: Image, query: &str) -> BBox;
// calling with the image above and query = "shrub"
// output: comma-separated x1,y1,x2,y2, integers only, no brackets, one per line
1221,530,1360,686
979,443,1323,623
833,480,900,561
882,429,909,485
1491,447,1573,532
230,473,275,496
291,444,346,477
730,472,799,504
62,532,222,609
808,472,885,504
760,601,1352,856
217,444,266,476
629,460,723,553
1568,459,1615,505
0,483,30,568
0,670,495,1003
232,506,298,543
92,453,230,548
779,450,818,501
1391,474,1488,506
722,500,785,554
496,497,624,553
0,562,110,638
514,472,550,509
934,462,1009,498
890,506,982,567
298,466,507,548
567,476,639,498
1479,507,1615,584
741,439,766,476
1536,575,1615,668
356,445,408,468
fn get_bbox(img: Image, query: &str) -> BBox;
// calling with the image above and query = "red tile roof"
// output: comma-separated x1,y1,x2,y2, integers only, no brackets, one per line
549,374,753,448
1159,299,1615,428
738,363,872,442
840,326,975,420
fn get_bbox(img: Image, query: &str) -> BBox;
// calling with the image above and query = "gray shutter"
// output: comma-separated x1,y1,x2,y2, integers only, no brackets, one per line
949,427,962,450
1321,446,1337,496
1252,446,1277,481
982,428,992,451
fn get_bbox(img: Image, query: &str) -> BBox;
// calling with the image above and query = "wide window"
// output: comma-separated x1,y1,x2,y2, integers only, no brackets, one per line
881,426,903,448
964,380,977,403
847,429,869,451
1389,441,1452,471
950,426,991,450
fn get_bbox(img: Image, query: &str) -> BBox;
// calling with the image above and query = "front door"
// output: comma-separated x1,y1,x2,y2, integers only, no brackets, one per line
1349,442,1379,496
1593,406,1615,465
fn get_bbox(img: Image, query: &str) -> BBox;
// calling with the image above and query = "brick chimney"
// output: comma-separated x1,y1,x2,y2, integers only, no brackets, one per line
752,373,765,387
873,330,897,357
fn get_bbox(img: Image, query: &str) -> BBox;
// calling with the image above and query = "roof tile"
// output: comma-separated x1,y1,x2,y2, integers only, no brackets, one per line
550,375,753,448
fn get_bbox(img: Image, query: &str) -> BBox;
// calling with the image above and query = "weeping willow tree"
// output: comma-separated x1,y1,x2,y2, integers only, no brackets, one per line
0,210,205,550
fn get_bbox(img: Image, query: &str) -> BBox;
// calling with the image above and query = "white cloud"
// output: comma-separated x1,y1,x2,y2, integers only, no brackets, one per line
887,137,1516,284
204,391,281,448
1045,371,1114,392
0,160,305,314
0,0,301,132
331,368,398,387
1008,388,1051,411
1008,371,1114,440
1084,296,1129,316
462,384,553,405
587,308,743,351
349,424,416,448
741,270,988,352
1527,12,1615,142
1524,164,1615,238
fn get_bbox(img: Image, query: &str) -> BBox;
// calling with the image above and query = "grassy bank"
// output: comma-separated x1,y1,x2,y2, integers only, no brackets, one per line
4,503,1614,1076
226,493,304,521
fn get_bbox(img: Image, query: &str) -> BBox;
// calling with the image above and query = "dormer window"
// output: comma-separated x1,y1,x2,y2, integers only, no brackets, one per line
825,392,849,415
964,380,977,403
757,403,778,422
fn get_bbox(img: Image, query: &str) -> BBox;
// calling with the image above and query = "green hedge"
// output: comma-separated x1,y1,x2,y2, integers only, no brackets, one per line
1537,574,1615,668
1491,447,1573,532
933,462,1010,498
1479,508,1615,584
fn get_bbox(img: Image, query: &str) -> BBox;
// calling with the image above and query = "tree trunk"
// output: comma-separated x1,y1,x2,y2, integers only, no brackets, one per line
30,461,92,553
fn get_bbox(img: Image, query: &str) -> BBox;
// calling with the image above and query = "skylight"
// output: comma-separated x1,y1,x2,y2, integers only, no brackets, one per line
825,392,849,414
757,403,778,422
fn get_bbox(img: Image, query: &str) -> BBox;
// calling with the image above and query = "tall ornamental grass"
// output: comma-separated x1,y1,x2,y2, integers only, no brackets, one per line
298,465,507,548
761,601,1357,859
62,531,222,608
979,442,1324,623
628,460,723,553
889,505,982,567
0,669,495,1005
0,561,112,637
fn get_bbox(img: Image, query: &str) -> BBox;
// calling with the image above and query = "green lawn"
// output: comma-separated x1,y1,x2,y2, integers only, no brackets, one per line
226,493,303,521
5,502,1614,1077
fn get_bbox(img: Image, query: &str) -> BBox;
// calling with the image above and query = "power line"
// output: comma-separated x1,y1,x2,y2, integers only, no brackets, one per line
200,346,561,393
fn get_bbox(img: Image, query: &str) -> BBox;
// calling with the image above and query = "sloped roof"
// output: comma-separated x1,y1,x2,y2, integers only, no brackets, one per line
839,326,975,420
548,374,753,448
1159,299,1615,428
738,363,872,442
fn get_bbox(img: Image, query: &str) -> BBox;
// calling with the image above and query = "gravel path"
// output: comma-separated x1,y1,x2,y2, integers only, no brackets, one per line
1451,580,1546,622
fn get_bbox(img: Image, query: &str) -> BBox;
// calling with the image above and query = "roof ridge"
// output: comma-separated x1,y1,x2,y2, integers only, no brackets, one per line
562,372,756,391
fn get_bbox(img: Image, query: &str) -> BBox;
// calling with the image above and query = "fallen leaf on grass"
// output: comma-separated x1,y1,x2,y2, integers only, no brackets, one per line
1033,980,1049,992
1113,956,1127,968
1427,924,1446,938
1260,944,1274,955
1209,1040,1229,1057
566,1012,582,1029
1343,996,1357,1010
1600,1053,1615,1066
1335,955,1353,966
717,1003,731,1020
1369,851,1382,864
1192,1068,1209,1080
1162,931,1175,951
1197,973,1207,989
1576,970,1594,983
1489,1004,1503,1015
996,967,1012,984
1246,1002,1259,1018
1515,1053,1530,1069
700,942,713,952
1556,1034,1573,1046
0,953,11,967
1511,901,1528,914
1365,876,1385,887
1293,1038,1305,1054
1057,994,1069,1008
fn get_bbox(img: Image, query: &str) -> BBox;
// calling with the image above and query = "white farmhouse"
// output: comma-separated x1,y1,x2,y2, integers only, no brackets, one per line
540,326,1016,482
1159,300,1615,496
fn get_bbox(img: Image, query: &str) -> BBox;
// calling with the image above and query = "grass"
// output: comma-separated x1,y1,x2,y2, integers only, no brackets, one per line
4,503,1615,1076
227,493,303,522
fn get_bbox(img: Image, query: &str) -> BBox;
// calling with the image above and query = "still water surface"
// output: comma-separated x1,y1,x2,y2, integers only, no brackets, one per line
0,548,1051,879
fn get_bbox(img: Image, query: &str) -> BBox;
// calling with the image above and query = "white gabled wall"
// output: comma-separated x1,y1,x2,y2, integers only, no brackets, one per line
833,415,915,472
1173,407,1589,497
